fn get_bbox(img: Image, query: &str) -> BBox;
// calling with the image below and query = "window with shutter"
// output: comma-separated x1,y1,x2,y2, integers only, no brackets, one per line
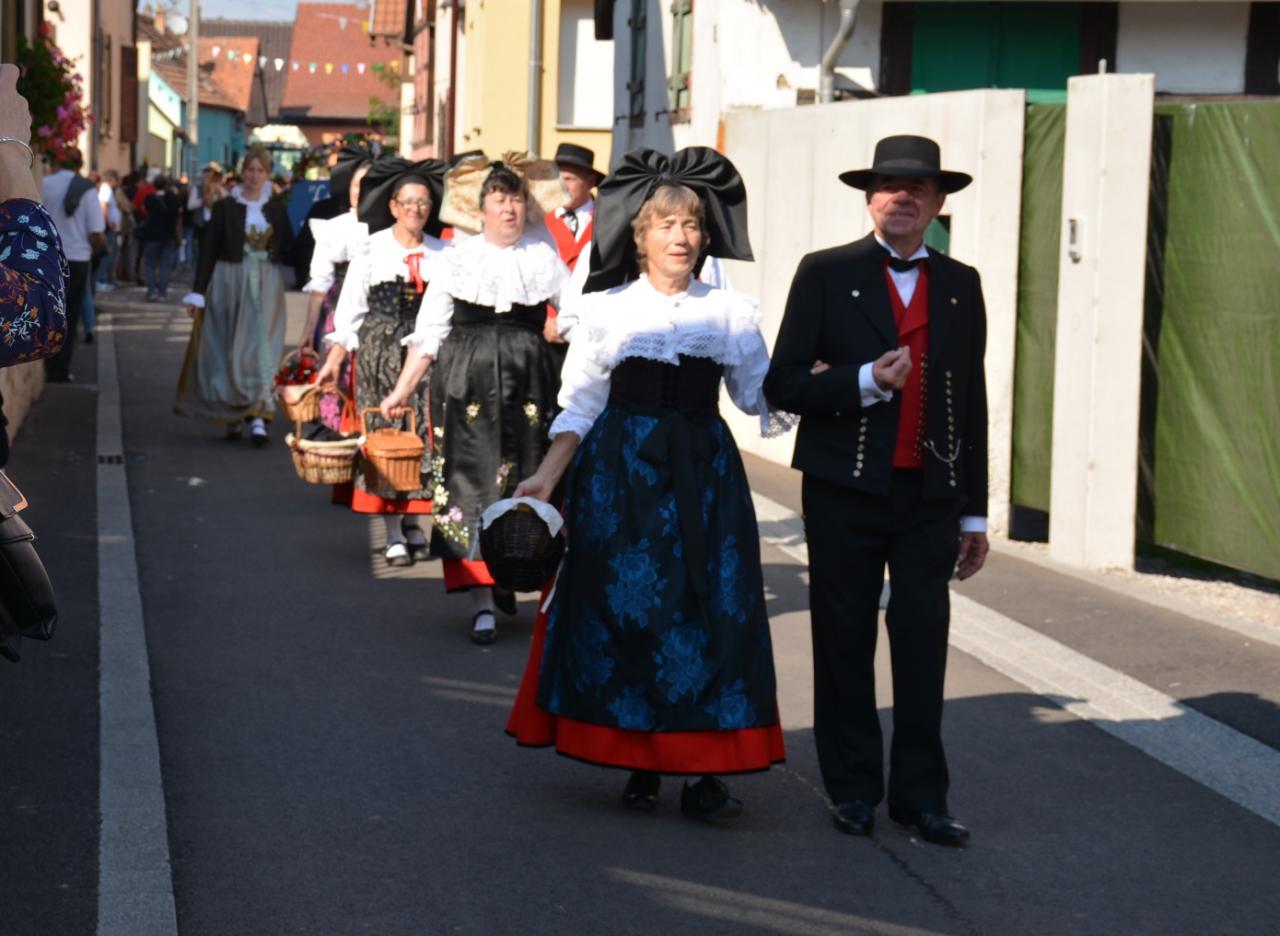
120,46,139,144
667,0,692,120
628,0,647,124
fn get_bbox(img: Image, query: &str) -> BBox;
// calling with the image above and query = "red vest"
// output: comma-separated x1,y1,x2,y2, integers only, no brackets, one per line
885,262,929,469
545,210,592,271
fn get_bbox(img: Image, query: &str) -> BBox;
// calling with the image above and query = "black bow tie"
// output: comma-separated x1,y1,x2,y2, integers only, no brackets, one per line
886,255,923,273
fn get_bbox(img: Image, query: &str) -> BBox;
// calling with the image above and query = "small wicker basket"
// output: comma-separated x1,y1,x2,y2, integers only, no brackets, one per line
275,349,321,423
479,502,565,593
284,394,359,485
360,408,426,494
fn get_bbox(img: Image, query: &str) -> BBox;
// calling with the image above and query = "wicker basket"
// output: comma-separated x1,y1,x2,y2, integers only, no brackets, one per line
360,408,426,494
275,349,322,423
479,503,565,592
285,395,359,485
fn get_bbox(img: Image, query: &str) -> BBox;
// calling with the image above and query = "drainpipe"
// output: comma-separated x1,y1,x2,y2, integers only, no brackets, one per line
527,0,544,154
446,0,460,160
819,0,860,104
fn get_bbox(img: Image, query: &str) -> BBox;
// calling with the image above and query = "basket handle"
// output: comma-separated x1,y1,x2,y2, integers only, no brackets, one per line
277,346,320,373
360,406,416,437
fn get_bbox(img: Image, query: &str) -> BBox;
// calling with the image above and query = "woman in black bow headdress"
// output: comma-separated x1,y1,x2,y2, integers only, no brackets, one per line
505,147,795,820
381,156,571,643
314,157,447,565
298,147,376,430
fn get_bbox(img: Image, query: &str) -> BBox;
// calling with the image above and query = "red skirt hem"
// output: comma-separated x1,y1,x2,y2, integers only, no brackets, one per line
331,482,432,515
442,558,495,591
506,591,786,775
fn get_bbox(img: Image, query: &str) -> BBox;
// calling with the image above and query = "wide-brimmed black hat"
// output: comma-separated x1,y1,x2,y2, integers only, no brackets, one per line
553,142,605,180
838,135,972,194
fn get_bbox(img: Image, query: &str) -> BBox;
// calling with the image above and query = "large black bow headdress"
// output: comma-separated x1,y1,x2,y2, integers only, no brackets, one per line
585,146,753,293
357,156,450,236
328,144,378,203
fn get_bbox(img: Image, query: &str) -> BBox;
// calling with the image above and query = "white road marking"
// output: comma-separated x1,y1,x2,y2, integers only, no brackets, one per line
97,320,179,936
750,491,1280,828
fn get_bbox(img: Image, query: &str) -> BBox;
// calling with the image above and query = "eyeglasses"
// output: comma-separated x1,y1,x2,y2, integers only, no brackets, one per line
395,198,432,210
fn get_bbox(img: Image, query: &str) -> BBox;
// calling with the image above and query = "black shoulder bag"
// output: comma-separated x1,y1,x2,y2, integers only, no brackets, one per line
0,471,58,662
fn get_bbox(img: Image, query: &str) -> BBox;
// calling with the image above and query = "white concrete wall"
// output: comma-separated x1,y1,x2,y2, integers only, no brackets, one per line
1116,3,1250,95
720,91,1026,534
612,0,885,160
1048,74,1154,570
557,0,615,129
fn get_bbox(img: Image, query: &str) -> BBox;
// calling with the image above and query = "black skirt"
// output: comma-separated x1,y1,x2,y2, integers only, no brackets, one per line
429,300,557,559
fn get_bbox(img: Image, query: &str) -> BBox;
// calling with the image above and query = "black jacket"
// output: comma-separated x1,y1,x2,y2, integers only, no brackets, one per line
763,233,988,517
193,196,295,297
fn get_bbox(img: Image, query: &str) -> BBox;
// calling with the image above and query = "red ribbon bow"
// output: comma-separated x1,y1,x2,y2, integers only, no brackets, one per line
403,250,427,294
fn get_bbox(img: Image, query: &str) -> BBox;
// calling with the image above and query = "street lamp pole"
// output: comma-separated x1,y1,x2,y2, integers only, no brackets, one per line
187,1,199,180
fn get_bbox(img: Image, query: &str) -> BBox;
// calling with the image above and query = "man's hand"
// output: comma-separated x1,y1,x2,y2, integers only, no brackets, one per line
872,346,912,391
810,359,831,375
543,317,566,345
956,532,989,580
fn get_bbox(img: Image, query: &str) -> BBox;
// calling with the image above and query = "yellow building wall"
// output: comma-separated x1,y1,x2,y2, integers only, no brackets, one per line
460,0,610,167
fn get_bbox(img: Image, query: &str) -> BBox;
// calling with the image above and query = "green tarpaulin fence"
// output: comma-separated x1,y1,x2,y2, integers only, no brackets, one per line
1009,101,1280,580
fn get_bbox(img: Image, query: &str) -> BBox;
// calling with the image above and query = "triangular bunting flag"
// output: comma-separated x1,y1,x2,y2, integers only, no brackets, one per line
324,63,334,75
258,56,267,68
341,63,350,75
339,17,348,29
308,62,318,73
228,50,238,61
212,44,221,57
372,63,383,73
274,58,284,71
389,60,400,73
356,63,366,75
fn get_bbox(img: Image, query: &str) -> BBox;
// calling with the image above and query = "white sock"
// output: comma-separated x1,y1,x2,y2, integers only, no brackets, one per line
384,515,406,545
471,588,496,630
250,417,266,433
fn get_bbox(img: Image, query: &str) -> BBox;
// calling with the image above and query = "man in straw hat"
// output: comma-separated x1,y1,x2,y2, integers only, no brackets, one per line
764,134,989,847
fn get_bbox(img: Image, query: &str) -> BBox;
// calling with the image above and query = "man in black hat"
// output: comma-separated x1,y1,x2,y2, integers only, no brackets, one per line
764,135,989,847
544,143,605,351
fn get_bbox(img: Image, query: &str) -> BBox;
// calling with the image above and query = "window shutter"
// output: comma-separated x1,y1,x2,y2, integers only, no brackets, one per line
120,46,139,144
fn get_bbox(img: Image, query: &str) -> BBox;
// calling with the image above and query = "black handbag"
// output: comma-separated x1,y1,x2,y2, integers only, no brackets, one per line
0,472,58,662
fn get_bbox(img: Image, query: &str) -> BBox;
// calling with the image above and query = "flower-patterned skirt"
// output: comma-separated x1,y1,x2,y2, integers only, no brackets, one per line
529,382,782,747
428,300,557,562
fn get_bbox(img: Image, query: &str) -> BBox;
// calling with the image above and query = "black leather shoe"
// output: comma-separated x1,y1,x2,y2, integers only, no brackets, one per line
492,587,518,616
622,770,661,810
470,612,497,645
832,800,875,836
888,807,970,847
680,776,743,821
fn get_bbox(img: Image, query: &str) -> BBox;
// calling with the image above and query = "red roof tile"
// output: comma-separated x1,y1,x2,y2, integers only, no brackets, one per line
281,2,404,121
198,36,259,113
368,0,410,39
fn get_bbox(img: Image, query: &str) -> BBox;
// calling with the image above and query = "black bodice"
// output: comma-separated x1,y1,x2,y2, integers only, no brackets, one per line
608,355,723,415
367,279,422,321
451,299,547,333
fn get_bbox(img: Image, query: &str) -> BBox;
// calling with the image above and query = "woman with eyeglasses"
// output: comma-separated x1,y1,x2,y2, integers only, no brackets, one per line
315,158,447,566
381,157,570,644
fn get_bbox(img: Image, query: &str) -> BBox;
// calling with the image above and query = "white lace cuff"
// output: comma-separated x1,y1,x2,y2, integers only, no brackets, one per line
326,328,360,352
548,410,595,441
182,292,205,309
401,332,439,359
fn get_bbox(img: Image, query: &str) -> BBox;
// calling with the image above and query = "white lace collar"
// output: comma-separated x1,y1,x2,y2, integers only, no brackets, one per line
443,233,568,313
577,276,766,370
232,186,270,208
364,227,446,285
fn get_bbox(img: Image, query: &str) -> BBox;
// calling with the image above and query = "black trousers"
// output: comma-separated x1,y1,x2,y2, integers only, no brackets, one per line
45,259,89,381
802,469,961,813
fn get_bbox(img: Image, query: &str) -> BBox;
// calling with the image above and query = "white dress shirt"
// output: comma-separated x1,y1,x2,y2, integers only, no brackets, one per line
41,170,105,263
326,227,446,351
549,275,796,441
553,197,594,242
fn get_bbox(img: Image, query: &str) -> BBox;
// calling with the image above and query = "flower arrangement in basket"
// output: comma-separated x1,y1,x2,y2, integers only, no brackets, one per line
360,408,425,494
284,393,360,485
274,350,321,423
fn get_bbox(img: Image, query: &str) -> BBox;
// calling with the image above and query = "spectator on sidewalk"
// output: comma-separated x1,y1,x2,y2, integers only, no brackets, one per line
137,175,180,302
96,169,121,291
40,145,103,383
117,172,141,284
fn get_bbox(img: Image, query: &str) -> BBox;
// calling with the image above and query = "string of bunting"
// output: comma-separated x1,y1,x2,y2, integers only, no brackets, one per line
148,45,401,77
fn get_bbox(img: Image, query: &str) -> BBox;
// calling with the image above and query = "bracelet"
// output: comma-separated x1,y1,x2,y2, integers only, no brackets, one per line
0,137,34,168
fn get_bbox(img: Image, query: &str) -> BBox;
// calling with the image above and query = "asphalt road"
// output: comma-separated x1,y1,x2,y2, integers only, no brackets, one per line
3,280,1278,936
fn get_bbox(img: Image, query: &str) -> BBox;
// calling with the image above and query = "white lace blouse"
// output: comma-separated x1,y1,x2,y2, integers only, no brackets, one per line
303,210,369,294
325,227,446,352
402,233,570,359
549,275,797,441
